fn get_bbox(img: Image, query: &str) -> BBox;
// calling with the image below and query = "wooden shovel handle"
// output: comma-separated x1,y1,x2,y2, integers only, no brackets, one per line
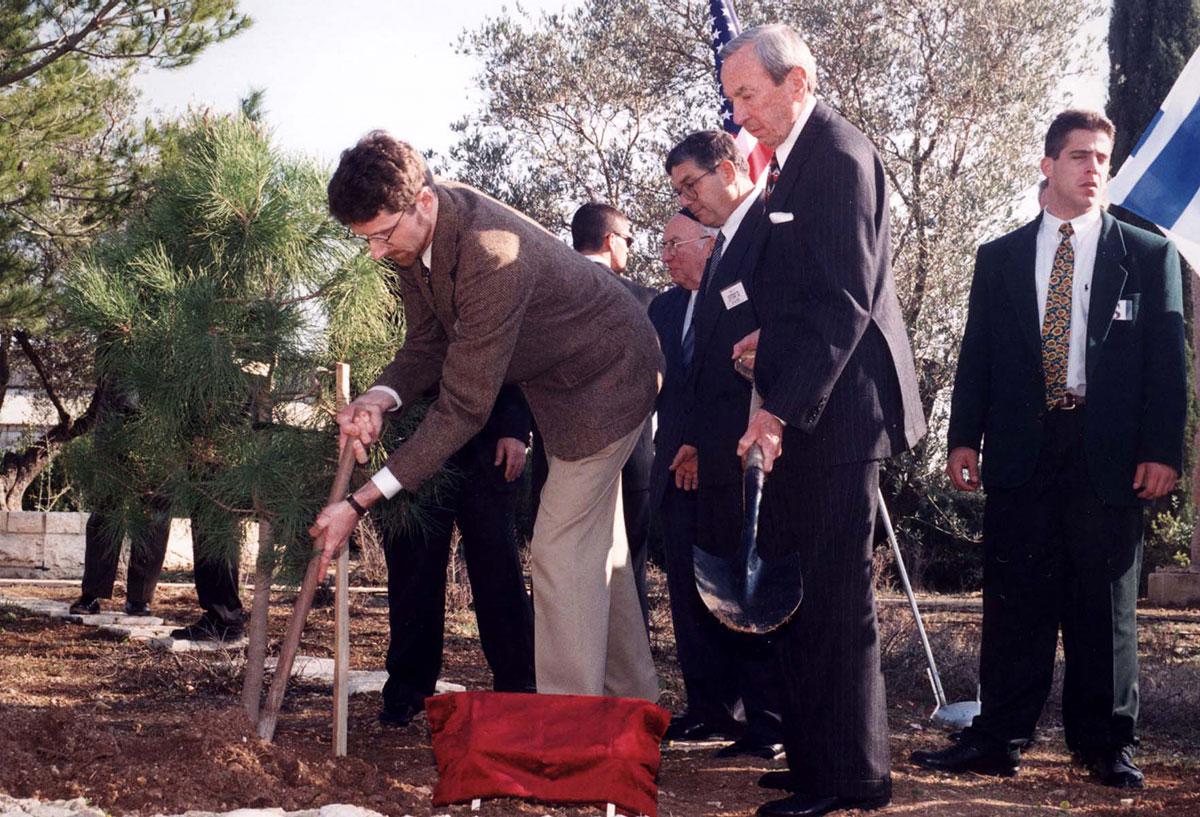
257,443,358,741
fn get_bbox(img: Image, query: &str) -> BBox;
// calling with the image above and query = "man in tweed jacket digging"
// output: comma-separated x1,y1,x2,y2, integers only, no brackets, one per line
310,131,662,701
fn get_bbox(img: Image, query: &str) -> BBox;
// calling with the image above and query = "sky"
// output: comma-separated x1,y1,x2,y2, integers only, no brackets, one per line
134,1,1109,181
134,0,580,167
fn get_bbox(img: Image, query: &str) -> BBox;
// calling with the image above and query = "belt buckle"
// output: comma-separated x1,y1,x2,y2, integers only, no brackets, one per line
1056,394,1081,411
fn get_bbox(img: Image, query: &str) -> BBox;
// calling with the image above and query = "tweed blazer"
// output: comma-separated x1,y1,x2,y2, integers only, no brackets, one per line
373,182,663,490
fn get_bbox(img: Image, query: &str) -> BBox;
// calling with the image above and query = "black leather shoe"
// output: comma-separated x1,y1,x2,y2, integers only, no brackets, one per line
1086,746,1144,789
758,770,800,790
69,595,101,615
756,790,890,816
123,601,152,616
663,713,739,742
378,699,423,727
170,612,244,642
910,739,1019,776
715,735,784,759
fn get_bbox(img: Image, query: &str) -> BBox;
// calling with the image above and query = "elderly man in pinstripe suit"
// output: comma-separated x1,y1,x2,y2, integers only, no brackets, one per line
721,25,926,817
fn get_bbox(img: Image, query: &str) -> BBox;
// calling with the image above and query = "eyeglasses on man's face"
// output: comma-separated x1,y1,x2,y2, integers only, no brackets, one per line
671,168,717,201
660,235,711,255
346,208,410,247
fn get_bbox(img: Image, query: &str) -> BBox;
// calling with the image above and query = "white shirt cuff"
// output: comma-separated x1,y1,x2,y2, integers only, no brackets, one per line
371,467,403,499
366,385,402,411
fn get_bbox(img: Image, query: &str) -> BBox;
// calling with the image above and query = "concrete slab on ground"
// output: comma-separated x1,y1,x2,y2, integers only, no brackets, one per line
148,634,248,652
65,613,165,626
264,655,466,696
97,623,178,641
0,797,406,817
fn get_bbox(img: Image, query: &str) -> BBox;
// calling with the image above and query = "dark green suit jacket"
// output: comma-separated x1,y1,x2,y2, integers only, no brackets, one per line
948,211,1187,507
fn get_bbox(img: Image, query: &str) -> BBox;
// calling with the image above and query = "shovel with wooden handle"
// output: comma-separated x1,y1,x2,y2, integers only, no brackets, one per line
692,381,804,635
257,442,358,742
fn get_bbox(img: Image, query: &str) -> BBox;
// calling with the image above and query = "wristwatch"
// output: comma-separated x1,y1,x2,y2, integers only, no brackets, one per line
345,493,368,516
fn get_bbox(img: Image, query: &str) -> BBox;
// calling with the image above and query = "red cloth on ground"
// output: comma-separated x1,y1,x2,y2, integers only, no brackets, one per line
427,691,670,817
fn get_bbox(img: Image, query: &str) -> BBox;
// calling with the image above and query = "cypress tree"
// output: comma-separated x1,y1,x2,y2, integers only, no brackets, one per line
1107,0,1200,171
1107,0,1200,579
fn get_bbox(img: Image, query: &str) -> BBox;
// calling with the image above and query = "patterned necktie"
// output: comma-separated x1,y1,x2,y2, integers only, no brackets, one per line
681,311,695,370
764,153,781,202
1041,221,1074,406
698,231,726,298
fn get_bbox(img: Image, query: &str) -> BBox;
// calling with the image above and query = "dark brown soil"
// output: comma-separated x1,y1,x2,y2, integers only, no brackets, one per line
1,578,1198,817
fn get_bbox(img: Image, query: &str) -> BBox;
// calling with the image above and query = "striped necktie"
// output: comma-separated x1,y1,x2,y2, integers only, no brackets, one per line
681,310,695,370
698,231,726,299
764,154,781,202
1041,221,1074,406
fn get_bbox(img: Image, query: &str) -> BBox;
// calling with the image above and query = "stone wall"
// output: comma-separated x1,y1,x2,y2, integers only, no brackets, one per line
0,511,88,579
0,512,259,580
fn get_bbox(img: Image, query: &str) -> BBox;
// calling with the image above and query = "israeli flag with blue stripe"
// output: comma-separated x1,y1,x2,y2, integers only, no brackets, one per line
1108,46,1200,272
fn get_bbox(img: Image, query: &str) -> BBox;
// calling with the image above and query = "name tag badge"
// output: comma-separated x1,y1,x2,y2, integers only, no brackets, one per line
1113,299,1133,321
720,281,749,310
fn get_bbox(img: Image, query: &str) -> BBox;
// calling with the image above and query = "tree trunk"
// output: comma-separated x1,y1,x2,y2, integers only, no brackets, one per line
242,517,274,723
0,367,103,510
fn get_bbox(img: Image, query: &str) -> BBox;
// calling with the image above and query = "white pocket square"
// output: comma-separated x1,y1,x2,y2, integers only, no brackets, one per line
768,211,794,224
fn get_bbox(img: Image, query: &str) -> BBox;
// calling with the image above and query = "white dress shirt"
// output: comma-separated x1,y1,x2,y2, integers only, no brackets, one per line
1035,207,1103,395
772,94,818,171
720,172,767,246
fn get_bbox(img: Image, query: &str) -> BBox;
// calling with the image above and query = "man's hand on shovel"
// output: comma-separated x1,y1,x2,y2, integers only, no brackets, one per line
737,409,784,474
336,391,394,463
309,480,383,577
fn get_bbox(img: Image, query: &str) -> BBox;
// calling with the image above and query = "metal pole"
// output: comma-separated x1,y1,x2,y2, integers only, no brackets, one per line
877,489,947,708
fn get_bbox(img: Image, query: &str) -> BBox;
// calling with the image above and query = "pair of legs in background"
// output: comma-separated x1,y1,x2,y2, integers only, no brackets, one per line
380,441,535,724
74,502,244,639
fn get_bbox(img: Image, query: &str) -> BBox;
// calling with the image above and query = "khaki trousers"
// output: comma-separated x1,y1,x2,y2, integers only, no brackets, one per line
531,424,658,700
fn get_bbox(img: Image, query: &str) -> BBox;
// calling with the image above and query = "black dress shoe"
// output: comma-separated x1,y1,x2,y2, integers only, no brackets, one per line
1086,746,1144,788
169,612,245,642
378,699,424,727
758,770,800,790
910,739,1019,777
123,601,152,616
756,791,890,817
663,713,738,742
69,595,101,615
715,735,784,759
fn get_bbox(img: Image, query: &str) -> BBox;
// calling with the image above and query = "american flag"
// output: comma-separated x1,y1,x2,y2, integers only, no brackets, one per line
708,0,773,181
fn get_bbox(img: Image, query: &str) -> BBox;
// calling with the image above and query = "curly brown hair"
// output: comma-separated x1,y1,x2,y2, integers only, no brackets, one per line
327,130,434,225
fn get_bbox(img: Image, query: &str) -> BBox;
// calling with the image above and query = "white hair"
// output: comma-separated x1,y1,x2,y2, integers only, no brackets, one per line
721,23,817,93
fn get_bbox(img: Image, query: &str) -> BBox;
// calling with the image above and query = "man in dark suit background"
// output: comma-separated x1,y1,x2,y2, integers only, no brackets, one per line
648,214,717,742
378,383,535,725
911,110,1187,789
662,133,783,759
719,24,926,817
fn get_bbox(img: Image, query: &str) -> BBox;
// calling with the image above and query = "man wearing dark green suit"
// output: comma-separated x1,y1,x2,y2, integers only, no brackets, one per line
911,110,1187,789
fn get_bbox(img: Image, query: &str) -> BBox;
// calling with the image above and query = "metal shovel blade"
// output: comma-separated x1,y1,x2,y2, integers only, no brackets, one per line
931,700,981,731
693,444,804,635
